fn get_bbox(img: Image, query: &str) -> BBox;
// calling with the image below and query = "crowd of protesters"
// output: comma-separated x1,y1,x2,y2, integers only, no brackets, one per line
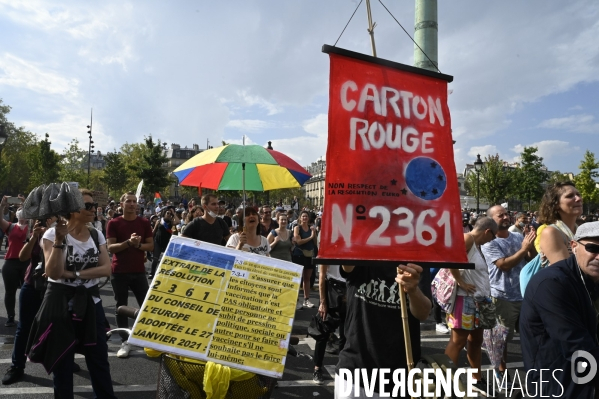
1,182,599,398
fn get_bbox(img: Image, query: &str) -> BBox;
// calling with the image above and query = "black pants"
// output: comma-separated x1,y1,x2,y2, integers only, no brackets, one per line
111,272,149,341
313,306,346,368
150,239,163,276
2,259,28,318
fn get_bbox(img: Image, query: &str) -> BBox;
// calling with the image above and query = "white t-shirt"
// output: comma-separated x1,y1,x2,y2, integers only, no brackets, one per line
226,234,271,257
43,227,106,302
324,265,346,282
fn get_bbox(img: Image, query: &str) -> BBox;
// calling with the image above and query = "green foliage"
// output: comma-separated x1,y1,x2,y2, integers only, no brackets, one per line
0,127,38,194
574,150,599,213
28,133,62,189
512,147,547,209
101,152,128,197
267,187,304,206
465,154,513,206
547,170,570,185
136,136,170,197
120,142,149,190
58,138,87,186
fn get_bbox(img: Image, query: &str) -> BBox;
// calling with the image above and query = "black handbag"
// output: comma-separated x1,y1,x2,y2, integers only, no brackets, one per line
307,312,340,340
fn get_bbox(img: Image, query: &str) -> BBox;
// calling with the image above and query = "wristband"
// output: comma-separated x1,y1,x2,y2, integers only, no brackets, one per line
127,240,131,247
137,242,142,249
53,243,65,249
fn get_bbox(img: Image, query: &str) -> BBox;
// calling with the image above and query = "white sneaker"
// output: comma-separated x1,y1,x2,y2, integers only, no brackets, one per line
117,341,131,358
436,323,450,334
303,299,315,308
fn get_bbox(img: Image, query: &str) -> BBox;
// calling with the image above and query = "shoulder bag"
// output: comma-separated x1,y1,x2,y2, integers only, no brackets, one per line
431,268,457,313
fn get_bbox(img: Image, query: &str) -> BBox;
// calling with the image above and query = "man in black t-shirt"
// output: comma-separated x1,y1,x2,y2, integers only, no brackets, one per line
335,264,432,398
182,194,230,245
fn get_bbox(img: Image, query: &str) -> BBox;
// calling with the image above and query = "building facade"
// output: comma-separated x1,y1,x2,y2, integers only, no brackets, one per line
303,158,326,209
163,143,204,199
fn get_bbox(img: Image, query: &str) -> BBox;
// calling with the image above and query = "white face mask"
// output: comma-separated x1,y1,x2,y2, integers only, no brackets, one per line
207,210,218,218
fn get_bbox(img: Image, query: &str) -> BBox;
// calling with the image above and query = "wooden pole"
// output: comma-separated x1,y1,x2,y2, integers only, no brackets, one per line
365,0,377,57
398,267,416,399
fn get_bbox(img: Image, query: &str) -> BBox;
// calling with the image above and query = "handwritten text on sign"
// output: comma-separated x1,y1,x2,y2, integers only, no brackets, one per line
319,49,467,264
128,236,302,378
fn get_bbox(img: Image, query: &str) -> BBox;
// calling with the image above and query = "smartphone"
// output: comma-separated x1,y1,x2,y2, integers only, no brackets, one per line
7,197,21,204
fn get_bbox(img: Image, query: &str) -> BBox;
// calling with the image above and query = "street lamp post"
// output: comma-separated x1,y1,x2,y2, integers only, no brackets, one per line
87,109,95,187
474,154,484,214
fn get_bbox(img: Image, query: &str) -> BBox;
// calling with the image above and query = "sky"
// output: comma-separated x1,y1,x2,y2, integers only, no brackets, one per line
0,0,597,176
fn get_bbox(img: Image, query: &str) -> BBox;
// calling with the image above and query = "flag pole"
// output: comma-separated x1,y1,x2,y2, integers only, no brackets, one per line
242,135,246,230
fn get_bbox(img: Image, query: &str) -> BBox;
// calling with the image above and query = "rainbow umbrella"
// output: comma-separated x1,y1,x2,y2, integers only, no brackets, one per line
172,144,311,192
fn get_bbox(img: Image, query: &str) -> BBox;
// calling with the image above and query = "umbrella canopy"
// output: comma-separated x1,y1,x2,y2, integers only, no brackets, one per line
173,144,312,191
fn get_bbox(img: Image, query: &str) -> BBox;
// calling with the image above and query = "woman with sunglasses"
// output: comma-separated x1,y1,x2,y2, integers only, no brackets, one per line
27,189,116,398
226,207,270,257
444,216,498,389
536,181,582,267
0,196,30,328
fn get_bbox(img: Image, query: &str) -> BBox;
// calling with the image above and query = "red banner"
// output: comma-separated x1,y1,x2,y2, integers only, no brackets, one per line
318,47,468,266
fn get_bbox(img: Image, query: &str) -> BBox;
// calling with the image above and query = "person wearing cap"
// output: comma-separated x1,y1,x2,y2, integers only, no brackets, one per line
520,221,599,398
217,200,232,228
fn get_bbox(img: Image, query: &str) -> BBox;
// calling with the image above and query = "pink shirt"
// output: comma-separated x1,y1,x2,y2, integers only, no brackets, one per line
4,222,29,260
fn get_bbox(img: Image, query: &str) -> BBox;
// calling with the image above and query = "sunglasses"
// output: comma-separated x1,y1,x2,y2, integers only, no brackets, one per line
84,202,98,211
488,230,496,240
577,241,599,254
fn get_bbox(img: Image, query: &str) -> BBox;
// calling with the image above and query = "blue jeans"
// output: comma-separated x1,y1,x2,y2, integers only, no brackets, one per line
12,282,44,369
52,301,116,399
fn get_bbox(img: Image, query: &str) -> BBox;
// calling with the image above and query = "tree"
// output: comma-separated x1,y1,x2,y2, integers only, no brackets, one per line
136,136,170,197
0,127,38,194
465,154,513,207
0,99,39,194
120,142,150,190
101,152,128,197
547,170,570,185
513,147,547,210
574,150,599,213
58,139,87,186
28,133,62,189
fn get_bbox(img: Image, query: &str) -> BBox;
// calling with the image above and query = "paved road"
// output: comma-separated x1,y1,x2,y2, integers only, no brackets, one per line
0,254,525,398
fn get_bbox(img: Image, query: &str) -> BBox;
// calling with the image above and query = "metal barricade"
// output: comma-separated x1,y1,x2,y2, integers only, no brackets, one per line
156,354,277,399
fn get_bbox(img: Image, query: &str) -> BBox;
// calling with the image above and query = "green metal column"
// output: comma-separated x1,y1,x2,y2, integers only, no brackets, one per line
414,0,438,71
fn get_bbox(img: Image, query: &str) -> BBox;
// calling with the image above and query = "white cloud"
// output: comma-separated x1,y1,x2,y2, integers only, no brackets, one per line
23,113,117,154
537,114,599,133
0,54,78,97
226,119,274,132
236,90,282,116
511,140,580,166
264,114,328,167
467,145,498,160
0,1,139,69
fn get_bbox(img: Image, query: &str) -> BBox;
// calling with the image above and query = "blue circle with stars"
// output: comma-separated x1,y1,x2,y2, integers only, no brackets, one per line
405,157,447,200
